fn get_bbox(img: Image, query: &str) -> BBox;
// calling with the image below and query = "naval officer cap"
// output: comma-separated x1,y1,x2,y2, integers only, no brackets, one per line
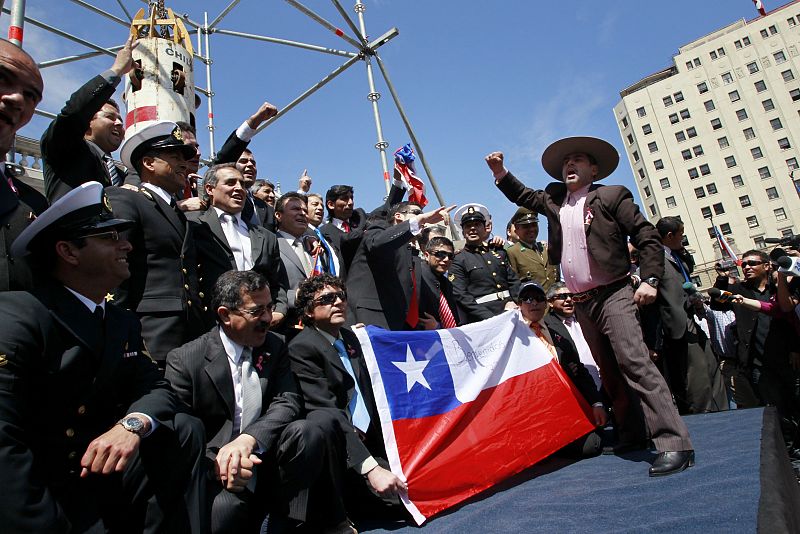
119,120,196,172
11,181,134,257
454,203,490,227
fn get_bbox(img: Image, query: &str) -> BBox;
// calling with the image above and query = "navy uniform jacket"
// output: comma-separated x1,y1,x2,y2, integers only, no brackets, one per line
105,186,209,361
0,286,176,532
450,244,520,323
0,174,48,291
41,74,126,202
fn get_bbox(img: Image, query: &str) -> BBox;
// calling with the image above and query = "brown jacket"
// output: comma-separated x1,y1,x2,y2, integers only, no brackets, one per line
496,172,664,282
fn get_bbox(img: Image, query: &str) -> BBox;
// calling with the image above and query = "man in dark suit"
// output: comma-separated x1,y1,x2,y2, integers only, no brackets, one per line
236,148,277,231
0,39,47,291
486,136,693,477
189,163,288,326
420,235,462,328
2,182,205,532
345,201,453,331
41,36,137,202
517,280,605,457
289,274,407,520
106,120,209,366
166,270,341,532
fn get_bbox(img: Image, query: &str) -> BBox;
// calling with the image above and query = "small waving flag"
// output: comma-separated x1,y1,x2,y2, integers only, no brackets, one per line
394,143,428,208
753,0,766,16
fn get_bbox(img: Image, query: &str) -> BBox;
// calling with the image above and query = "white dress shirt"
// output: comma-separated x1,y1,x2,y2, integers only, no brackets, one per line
213,207,253,271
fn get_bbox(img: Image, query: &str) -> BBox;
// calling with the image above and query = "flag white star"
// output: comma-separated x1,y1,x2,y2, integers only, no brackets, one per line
392,346,431,392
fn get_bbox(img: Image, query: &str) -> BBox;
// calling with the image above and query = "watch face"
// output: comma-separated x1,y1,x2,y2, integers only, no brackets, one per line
123,417,144,432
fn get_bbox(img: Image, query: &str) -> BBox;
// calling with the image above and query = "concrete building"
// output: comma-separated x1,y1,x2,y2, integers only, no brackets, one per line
614,1,800,287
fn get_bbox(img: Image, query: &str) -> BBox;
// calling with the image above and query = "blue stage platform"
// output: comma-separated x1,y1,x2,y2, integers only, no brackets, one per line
360,408,800,533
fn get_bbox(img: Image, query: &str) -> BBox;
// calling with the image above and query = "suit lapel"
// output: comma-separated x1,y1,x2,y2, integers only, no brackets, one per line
146,189,185,238
278,238,307,276
248,225,265,264
38,285,102,355
201,208,232,254
204,328,236,419
0,169,19,222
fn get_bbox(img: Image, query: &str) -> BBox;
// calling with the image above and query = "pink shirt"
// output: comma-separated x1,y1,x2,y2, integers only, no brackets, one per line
559,185,620,293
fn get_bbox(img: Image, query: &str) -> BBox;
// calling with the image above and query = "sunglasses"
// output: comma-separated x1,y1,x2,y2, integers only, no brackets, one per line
519,294,546,304
431,250,455,260
75,229,120,241
313,290,347,306
551,293,575,301
234,303,276,318
741,260,766,267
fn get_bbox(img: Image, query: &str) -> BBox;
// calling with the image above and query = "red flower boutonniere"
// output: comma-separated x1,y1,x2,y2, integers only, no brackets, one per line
254,354,265,372
554,334,562,343
584,208,594,226
347,347,357,357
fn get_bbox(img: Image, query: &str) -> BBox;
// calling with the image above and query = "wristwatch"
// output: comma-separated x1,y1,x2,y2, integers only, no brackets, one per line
118,416,146,437
643,277,660,288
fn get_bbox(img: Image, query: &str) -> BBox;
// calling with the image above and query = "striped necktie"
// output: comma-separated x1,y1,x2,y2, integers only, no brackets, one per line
102,153,122,186
438,290,457,329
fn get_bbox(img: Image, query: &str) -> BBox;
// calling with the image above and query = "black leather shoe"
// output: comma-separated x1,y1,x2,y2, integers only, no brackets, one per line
648,450,695,477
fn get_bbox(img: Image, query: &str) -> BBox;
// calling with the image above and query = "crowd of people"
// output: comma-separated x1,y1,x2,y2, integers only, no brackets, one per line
1,36,799,533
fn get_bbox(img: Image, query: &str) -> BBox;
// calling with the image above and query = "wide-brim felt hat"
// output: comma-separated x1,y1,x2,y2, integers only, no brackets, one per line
119,120,196,171
11,181,134,257
541,136,619,181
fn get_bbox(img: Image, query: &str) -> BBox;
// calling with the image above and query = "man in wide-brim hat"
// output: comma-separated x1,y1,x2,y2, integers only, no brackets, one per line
485,136,695,478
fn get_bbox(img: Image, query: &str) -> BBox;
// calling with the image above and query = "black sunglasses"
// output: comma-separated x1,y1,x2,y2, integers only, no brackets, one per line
741,260,766,267
551,293,575,301
519,293,546,304
431,250,455,260
314,290,347,306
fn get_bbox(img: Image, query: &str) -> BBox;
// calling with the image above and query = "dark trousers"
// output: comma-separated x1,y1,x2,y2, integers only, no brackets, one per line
576,284,693,452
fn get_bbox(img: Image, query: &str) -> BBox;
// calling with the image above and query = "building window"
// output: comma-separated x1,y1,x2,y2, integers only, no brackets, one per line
713,202,725,215
649,204,657,216
736,108,748,121
774,51,787,64
638,168,646,179
700,164,711,175
636,106,646,117
725,155,737,168
633,150,640,162
663,96,674,107
722,71,734,84
787,157,799,170
674,91,684,102
648,141,658,153
747,61,760,74
711,117,722,130
782,228,795,237
669,113,679,124
758,166,772,179
682,149,693,161
704,100,716,112
783,69,795,82
693,145,704,156
710,50,718,60
744,36,752,46
762,99,775,112
775,207,788,221
751,147,764,159
688,167,699,179
770,117,783,130
755,80,767,92
627,133,634,144
791,88,800,101
732,174,744,187
788,17,797,27
702,207,713,219
659,177,671,189
675,131,686,142
666,196,677,208
761,28,770,38
778,137,792,150
621,116,629,128
708,227,718,238
697,82,709,93
642,124,652,135
718,136,729,148
686,61,694,70
707,182,718,194
720,223,732,235
695,186,706,198
717,47,726,57
747,215,759,228
766,186,780,200
680,108,691,120
743,127,756,140
686,126,697,138
654,159,664,170
643,186,651,197
754,236,767,248
735,39,743,49
769,25,779,35
729,90,741,102
740,195,752,207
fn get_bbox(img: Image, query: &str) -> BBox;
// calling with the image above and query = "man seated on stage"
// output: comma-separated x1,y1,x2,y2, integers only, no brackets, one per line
1,182,204,532
547,282,601,391
420,236,462,328
166,270,345,532
517,280,606,456
289,274,408,520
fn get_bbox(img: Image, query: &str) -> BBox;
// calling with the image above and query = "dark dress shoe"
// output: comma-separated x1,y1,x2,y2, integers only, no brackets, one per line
648,450,695,477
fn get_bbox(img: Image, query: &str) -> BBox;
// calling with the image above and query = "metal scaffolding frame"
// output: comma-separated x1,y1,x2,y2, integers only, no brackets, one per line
3,0,450,208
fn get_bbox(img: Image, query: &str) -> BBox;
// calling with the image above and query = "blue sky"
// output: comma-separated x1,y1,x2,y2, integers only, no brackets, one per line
12,0,770,232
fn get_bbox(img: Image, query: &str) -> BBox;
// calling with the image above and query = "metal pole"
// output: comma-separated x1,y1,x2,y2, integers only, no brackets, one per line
374,53,452,219
330,0,367,46
114,0,133,22
255,54,362,134
7,0,25,45
69,0,129,27
283,0,363,50
34,108,57,119
0,1,6,23
354,0,391,194
39,45,124,69
208,0,240,31
213,28,357,58
203,12,216,156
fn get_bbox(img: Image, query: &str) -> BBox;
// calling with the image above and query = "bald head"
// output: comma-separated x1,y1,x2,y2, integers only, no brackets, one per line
0,39,43,153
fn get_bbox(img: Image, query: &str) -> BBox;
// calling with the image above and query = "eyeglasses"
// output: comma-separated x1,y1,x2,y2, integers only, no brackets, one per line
234,304,275,318
519,294,546,304
400,209,422,216
431,250,455,260
551,293,575,301
741,260,766,267
75,229,120,241
313,290,347,306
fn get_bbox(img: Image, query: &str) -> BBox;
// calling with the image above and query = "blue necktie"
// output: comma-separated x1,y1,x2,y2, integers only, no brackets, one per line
333,339,370,432
672,251,691,282
314,227,338,276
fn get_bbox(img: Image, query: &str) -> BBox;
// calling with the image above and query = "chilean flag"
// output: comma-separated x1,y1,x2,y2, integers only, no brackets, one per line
713,224,740,264
355,311,595,525
393,143,428,208
753,0,766,17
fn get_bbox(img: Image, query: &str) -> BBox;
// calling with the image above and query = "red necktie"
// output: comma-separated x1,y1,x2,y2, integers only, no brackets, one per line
406,262,419,328
342,221,351,233
530,322,557,359
438,291,457,329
